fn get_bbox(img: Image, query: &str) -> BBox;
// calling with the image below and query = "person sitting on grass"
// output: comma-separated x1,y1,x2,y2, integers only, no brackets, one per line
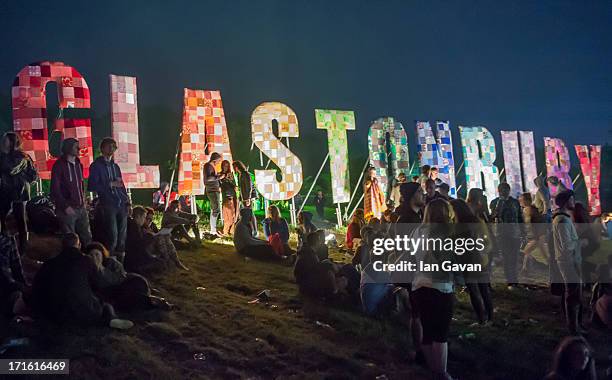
126,206,188,274
0,211,29,318
125,206,166,275
296,211,317,251
162,200,202,247
294,231,348,300
144,207,160,234
346,208,365,250
85,242,173,311
544,336,597,380
359,236,412,324
590,261,611,329
32,233,133,330
263,205,294,256
234,208,291,262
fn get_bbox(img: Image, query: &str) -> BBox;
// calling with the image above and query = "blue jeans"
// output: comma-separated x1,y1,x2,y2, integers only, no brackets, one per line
95,203,128,254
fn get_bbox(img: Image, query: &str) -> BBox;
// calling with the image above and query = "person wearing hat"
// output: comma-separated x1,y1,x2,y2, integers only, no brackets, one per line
395,182,424,225
203,152,223,236
552,190,589,335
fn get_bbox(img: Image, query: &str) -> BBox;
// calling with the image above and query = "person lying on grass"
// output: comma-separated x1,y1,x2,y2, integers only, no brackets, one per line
234,208,293,263
85,242,174,311
31,233,133,330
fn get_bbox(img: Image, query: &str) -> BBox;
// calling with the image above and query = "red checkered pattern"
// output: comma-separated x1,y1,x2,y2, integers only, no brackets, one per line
109,74,159,189
12,61,93,179
178,89,233,195
575,145,601,215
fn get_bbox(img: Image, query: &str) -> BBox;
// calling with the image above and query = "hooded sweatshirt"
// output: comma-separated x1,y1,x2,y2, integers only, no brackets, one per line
533,176,551,217
88,156,129,209
50,155,85,211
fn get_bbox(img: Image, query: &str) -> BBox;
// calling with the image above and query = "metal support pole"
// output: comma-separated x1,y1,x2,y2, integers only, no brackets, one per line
286,137,297,226
298,153,330,215
344,156,371,220
335,203,342,228
166,131,186,210
347,192,366,221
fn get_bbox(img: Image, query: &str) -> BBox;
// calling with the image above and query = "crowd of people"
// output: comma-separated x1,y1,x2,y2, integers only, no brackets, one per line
1,136,610,379
0,133,197,332
342,164,609,379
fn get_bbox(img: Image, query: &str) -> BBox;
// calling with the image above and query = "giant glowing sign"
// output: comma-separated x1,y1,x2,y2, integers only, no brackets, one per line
178,89,233,195
315,109,355,204
459,126,500,201
575,145,601,215
251,102,303,200
416,121,457,197
110,75,159,189
544,137,573,191
368,117,410,195
501,130,538,198
11,61,93,179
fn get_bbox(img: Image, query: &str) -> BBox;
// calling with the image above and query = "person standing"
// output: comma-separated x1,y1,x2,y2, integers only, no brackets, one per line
219,160,238,236
0,132,38,254
552,191,589,335
490,183,523,289
410,199,456,380
314,191,326,220
88,138,130,261
518,192,548,277
50,138,92,246
203,152,222,236
363,167,386,222
389,172,407,210
533,175,552,221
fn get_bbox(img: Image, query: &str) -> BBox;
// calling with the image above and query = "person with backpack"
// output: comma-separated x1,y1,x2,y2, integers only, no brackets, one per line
490,183,523,289
0,132,38,254
50,138,92,246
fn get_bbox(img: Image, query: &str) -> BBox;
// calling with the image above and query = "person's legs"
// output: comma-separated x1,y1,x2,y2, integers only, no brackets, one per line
466,282,486,324
207,192,221,235
479,282,494,321
502,238,520,286
12,201,28,255
114,206,128,259
222,199,233,235
74,207,92,246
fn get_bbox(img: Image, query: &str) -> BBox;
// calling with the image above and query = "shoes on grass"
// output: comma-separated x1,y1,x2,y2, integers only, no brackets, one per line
109,318,134,330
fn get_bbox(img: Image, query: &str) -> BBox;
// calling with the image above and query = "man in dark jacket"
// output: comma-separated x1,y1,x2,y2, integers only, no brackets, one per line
490,182,524,289
32,233,133,329
88,138,130,260
0,131,38,254
50,138,92,246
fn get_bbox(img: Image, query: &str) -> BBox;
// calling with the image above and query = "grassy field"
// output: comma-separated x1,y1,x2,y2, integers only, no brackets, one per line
2,236,610,380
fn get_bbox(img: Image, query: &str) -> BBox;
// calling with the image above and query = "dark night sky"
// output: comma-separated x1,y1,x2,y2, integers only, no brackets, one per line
0,0,610,161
